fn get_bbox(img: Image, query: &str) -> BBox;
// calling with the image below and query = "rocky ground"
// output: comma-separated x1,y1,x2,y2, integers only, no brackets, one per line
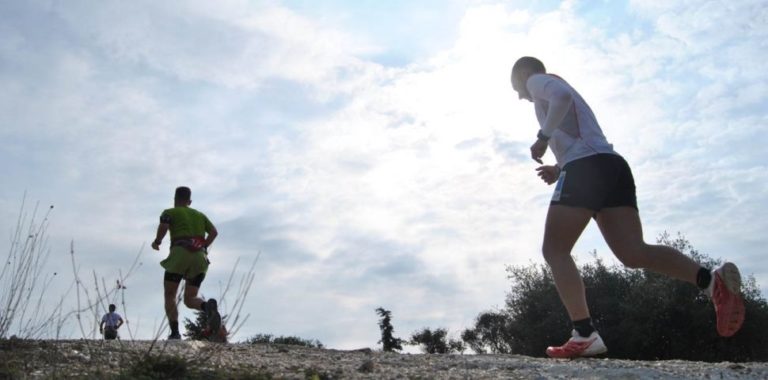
1,339,767,379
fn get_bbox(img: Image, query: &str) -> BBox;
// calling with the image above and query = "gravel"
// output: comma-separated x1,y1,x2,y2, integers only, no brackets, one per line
1,339,766,379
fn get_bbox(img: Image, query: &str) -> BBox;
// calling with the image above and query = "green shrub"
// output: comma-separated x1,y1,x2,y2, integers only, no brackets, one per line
410,327,464,354
246,334,323,348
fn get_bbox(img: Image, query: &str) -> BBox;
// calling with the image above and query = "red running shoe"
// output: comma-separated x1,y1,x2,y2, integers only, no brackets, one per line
709,262,745,337
546,330,607,358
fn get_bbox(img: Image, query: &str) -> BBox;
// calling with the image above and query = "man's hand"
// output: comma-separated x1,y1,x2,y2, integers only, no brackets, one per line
536,165,561,185
153,223,169,251
530,139,548,164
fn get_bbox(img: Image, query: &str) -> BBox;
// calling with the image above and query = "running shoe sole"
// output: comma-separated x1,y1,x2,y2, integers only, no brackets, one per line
713,262,745,337
546,331,608,358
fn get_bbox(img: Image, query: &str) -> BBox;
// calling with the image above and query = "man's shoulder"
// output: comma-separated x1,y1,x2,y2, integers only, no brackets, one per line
162,206,203,215
185,207,208,218
162,206,210,222
161,207,177,215
527,73,559,88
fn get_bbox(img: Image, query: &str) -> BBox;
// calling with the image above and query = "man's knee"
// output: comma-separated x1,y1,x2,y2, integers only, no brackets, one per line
163,273,183,299
541,241,570,264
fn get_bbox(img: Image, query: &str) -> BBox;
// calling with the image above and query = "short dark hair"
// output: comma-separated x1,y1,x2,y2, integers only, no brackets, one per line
512,56,546,76
511,56,546,91
175,186,192,201
109,304,116,311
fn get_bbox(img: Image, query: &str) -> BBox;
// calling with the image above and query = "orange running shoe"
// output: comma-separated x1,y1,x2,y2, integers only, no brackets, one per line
546,330,607,358
709,262,745,337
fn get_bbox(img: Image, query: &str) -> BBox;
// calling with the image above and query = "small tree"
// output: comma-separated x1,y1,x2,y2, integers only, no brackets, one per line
410,327,464,354
461,311,515,354
375,307,404,352
183,310,228,343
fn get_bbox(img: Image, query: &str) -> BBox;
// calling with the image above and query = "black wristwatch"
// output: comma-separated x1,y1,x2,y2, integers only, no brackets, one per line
537,130,550,142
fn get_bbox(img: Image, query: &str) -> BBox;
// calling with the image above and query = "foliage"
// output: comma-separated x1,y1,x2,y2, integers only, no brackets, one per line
410,327,464,354
375,307,404,352
461,311,515,354
117,353,274,380
117,354,189,380
462,232,768,362
184,310,229,343
246,333,324,348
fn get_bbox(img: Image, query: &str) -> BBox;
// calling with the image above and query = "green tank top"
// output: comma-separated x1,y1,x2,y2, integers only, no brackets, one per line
159,207,213,240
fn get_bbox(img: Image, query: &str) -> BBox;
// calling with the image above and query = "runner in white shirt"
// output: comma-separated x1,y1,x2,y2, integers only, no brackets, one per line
100,304,124,340
511,56,745,358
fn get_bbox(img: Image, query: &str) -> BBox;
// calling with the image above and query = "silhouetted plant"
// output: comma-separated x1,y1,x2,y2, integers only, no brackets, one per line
183,310,229,343
245,333,323,348
375,307,404,352
0,198,57,339
410,327,464,354
461,311,515,354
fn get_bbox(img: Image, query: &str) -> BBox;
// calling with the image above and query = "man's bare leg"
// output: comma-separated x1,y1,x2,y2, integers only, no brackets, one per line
595,207,699,283
542,205,594,321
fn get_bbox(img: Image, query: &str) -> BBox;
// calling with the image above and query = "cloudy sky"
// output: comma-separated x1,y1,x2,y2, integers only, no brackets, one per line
1,0,766,348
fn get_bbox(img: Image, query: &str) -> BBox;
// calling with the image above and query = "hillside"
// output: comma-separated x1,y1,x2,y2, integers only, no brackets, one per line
1,339,766,379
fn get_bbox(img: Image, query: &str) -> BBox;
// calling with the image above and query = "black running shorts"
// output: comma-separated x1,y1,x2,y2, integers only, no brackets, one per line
164,271,206,287
550,153,638,212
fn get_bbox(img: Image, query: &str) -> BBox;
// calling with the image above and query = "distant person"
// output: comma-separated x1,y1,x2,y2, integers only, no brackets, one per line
151,186,220,340
100,304,124,340
510,56,745,358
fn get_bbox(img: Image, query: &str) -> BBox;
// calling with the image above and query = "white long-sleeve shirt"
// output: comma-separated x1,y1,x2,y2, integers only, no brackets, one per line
526,73,617,167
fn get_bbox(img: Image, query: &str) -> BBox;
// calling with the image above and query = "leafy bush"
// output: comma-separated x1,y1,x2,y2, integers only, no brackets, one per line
410,327,464,354
463,232,768,362
246,333,324,348
461,311,515,354
184,310,228,343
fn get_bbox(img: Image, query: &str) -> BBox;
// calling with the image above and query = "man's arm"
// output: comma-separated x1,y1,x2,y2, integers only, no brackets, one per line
116,316,124,329
526,74,573,138
152,223,169,251
205,225,218,249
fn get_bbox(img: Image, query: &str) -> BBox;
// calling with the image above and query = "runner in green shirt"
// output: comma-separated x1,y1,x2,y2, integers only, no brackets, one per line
151,186,221,340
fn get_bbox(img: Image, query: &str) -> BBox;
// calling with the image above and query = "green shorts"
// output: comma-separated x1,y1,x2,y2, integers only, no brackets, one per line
160,246,209,279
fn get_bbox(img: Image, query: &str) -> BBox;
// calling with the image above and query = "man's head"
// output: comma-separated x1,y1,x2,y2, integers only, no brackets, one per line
109,304,116,312
174,186,192,207
511,56,546,101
